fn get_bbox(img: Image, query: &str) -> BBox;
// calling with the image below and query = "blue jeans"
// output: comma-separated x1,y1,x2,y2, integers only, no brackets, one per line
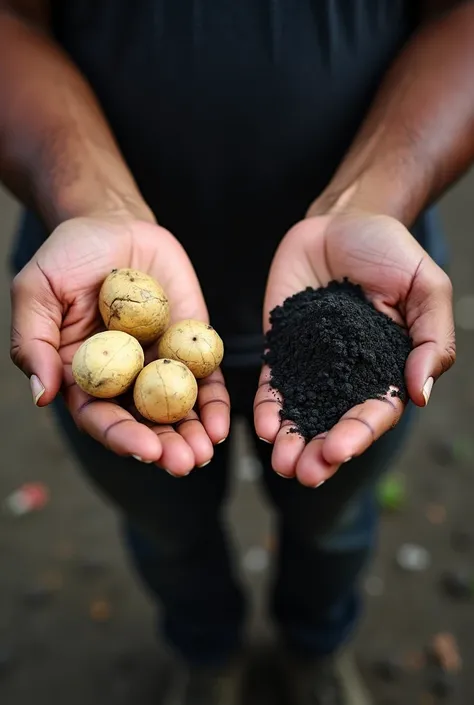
52,366,413,666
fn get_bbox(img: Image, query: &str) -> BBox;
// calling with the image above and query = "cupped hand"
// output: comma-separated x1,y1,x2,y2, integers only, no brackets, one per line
254,211,456,486
10,216,230,475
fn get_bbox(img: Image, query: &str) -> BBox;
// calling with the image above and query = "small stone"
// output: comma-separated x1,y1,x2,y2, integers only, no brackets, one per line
397,544,431,572
440,570,472,600
89,599,112,623
429,671,455,699
242,547,270,573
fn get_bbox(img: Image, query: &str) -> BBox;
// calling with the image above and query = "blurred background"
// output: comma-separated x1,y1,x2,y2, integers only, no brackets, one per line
0,176,473,705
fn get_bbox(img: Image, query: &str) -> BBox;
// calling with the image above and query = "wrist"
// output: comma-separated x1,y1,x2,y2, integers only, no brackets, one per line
307,159,429,227
42,182,156,229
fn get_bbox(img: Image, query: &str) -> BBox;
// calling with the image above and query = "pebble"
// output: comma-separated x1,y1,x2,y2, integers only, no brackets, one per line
89,599,112,623
440,570,472,600
397,543,431,572
242,547,270,573
429,671,455,699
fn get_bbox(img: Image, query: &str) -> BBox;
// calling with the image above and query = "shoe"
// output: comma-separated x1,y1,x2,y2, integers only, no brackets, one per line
164,658,244,705
282,649,373,705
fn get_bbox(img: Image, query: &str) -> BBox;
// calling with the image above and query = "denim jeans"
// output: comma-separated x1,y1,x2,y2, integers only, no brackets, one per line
51,366,413,666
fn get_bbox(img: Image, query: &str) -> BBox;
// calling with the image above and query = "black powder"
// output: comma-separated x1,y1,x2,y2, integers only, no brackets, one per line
263,279,412,440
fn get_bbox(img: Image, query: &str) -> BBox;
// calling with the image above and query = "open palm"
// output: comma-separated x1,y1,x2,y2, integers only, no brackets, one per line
11,217,229,475
254,212,455,487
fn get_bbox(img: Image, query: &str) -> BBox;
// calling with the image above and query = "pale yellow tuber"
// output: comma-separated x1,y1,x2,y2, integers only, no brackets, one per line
157,319,224,378
72,330,144,398
133,359,198,424
99,268,170,345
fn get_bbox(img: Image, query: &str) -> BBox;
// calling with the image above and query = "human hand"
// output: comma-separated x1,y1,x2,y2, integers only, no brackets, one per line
11,216,229,475
254,211,455,486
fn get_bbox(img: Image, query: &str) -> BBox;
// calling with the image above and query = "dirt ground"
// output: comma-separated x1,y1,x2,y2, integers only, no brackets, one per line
1,176,474,705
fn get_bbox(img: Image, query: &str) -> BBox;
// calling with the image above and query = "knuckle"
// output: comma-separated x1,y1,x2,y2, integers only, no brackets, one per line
436,271,453,298
442,337,457,372
10,270,27,299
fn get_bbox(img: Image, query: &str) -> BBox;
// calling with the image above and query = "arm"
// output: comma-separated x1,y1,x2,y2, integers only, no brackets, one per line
4,1,230,471
310,1,474,225
0,1,153,227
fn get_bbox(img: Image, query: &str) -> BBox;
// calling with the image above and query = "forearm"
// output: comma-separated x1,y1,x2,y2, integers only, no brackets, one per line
311,1,474,226
0,8,153,229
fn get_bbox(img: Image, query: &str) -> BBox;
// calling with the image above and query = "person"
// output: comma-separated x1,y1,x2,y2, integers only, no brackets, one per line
1,1,467,703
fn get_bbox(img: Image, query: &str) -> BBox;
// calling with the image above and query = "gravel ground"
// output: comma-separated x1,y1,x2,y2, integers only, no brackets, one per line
1,174,474,705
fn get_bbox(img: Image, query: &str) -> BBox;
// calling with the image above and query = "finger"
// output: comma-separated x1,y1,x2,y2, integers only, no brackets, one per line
152,426,196,477
65,383,162,461
176,410,214,468
271,420,306,478
10,264,63,406
295,435,337,488
197,369,231,444
321,395,403,469
254,366,282,443
405,262,456,406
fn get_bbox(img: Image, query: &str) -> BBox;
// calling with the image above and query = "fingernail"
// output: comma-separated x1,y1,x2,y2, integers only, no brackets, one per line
259,437,272,444
313,480,325,489
276,471,291,479
422,377,434,406
30,375,45,405
344,457,352,464
216,438,227,445
164,469,191,477
197,460,211,468
132,455,153,464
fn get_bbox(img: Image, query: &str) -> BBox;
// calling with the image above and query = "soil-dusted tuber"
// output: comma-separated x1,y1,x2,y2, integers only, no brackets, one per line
133,358,198,424
264,279,412,440
157,319,224,378
99,268,170,345
72,330,144,398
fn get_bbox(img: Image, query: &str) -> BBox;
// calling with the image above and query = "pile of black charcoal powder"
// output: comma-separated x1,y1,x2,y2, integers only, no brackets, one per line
263,279,413,441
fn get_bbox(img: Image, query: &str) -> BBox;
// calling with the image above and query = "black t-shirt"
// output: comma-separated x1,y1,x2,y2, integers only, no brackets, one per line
13,1,440,367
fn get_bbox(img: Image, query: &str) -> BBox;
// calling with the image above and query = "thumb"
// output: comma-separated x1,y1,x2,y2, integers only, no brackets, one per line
10,262,64,406
404,259,456,407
